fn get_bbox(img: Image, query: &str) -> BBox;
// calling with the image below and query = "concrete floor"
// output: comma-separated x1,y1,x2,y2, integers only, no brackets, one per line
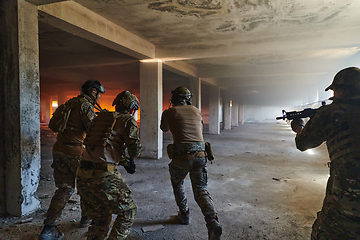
0,122,330,240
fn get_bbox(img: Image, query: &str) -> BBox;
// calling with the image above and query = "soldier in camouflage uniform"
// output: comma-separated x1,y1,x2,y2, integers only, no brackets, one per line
39,80,106,240
291,67,360,239
160,86,222,240
76,91,141,240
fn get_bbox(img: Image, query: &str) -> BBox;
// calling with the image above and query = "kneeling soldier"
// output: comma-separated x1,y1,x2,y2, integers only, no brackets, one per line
76,91,141,240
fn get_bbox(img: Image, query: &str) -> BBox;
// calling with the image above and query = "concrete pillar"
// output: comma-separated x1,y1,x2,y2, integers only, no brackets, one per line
140,61,163,159
223,92,232,130
239,104,244,124
189,77,201,110
231,97,239,127
209,86,220,135
0,0,40,216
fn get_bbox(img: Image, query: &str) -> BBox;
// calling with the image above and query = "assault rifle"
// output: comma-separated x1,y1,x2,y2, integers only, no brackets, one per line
276,101,326,121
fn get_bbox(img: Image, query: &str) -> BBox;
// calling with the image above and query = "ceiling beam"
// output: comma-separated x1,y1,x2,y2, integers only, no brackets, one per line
38,1,155,60
162,60,197,78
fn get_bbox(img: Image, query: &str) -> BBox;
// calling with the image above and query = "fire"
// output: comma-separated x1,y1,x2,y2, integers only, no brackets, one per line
43,92,141,125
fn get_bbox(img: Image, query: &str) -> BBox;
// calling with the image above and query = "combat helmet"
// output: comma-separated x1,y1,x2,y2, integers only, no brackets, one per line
81,79,106,94
171,86,192,105
325,67,360,92
112,91,139,114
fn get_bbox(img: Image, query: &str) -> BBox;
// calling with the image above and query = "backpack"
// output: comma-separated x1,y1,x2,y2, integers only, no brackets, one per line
48,102,74,133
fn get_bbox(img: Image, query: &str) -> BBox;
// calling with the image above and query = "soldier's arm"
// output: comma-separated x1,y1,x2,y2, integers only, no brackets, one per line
295,111,326,151
125,117,142,158
160,110,169,132
81,101,96,132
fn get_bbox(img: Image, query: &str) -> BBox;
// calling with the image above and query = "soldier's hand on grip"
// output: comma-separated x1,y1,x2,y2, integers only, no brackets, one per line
124,157,136,174
291,119,305,132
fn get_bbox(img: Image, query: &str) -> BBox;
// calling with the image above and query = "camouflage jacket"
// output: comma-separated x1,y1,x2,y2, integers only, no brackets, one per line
53,94,96,155
55,94,95,144
295,97,360,219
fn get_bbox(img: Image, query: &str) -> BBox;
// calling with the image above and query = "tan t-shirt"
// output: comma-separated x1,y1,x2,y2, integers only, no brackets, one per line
160,105,204,143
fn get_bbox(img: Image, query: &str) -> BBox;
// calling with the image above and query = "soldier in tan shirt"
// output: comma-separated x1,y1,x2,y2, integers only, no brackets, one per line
161,86,222,240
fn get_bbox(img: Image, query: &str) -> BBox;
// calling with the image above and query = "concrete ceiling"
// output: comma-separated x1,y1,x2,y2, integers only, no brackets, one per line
33,0,360,107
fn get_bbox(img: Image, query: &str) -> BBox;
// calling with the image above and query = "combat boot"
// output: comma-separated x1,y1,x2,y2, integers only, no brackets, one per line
79,215,91,228
177,209,190,225
206,217,222,240
38,225,64,240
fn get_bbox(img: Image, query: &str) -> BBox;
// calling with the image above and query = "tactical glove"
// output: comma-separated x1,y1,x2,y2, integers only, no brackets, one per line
124,157,136,174
291,119,304,132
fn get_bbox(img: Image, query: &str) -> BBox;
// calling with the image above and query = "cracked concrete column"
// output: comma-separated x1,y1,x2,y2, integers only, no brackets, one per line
140,61,163,159
0,0,40,216
223,92,232,130
209,86,220,135
189,77,201,110
231,96,239,127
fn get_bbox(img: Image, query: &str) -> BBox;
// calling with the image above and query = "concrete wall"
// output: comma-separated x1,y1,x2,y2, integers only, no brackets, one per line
243,105,282,123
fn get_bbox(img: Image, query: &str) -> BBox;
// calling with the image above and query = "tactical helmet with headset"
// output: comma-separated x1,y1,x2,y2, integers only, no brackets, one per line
82,79,106,94
325,67,360,93
81,79,106,111
112,91,139,114
171,86,192,106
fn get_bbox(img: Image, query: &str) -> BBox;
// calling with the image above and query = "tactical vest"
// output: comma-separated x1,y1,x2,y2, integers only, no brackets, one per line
325,103,360,162
323,103,360,219
64,97,88,132
83,111,133,153
55,95,96,146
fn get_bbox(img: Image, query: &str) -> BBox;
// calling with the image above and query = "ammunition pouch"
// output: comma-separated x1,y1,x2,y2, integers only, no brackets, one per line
205,142,215,162
172,142,205,157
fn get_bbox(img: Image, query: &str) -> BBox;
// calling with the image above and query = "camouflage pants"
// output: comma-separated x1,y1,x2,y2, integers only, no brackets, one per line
77,170,137,240
311,203,360,240
45,151,85,225
169,157,217,220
